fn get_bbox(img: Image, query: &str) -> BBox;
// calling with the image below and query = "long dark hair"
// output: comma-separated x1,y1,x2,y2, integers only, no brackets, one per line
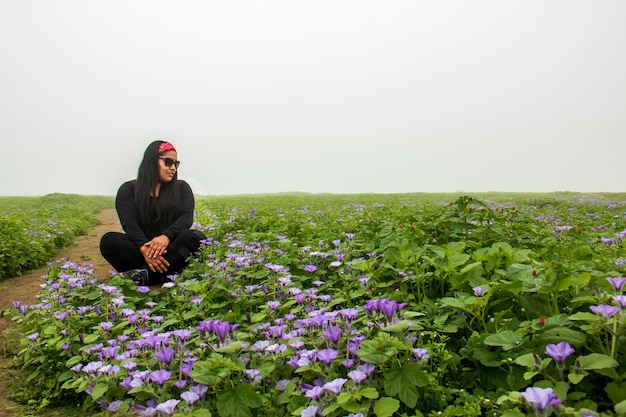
134,140,180,236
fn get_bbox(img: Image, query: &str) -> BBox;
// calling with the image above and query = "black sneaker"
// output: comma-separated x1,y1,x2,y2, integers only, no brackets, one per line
120,269,150,285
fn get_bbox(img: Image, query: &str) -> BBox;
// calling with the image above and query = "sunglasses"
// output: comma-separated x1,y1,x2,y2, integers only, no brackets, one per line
160,157,180,169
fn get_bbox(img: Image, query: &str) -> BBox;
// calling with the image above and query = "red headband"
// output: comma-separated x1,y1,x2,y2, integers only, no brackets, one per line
158,142,176,153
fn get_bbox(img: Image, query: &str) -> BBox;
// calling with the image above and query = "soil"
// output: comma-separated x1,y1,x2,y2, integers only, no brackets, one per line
0,208,121,417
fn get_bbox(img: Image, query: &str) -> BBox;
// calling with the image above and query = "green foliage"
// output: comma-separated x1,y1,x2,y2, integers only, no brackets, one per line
0,194,113,279
4,192,626,416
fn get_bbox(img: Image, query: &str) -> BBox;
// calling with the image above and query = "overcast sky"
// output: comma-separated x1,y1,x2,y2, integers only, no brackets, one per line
1,1,625,197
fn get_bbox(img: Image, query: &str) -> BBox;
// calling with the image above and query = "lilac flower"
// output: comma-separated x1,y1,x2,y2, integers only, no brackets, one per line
613,295,626,308
196,319,239,341
246,369,262,381
303,264,318,273
472,286,485,297
190,383,208,397
301,405,319,417
266,301,281,310
358,276,370,285
323,378,347,395
83,361,103,374
348,370,367,384
149,369,171,386
136,285,151,294
317,348,339,365
357,363,376,376
174,379,187,390
304,385,324,400
329,261,342,268
99,322,114,331
190,296,203,306
322,326,343,344
181,390,200,406
545,342,575,364
520,387,561,411
607,277,626,292
155,399,180,416
590,304,620,318
413,348,430,361
155,347,175,365
122,361,137,371
170,329,192,341
27,332,39,341
108,400,124,412
338,308,361,321
346,233,355,241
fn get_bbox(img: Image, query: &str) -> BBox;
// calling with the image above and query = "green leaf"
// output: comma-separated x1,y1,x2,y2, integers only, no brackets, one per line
216,341,243,353
615,399,626,416
607,382,626,405
191,410,213,417
513,353,536,367
359,387,379,399
382,320,410,333
374,397,400,417
357,339,392,364
384,363,428,408
577,353,619,370
538,327,586,348
217,385,262,417
90,382,108,400
484,330,523,351
507,263,534,280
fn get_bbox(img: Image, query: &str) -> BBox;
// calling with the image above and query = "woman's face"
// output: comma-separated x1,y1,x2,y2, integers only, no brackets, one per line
158,150,179,183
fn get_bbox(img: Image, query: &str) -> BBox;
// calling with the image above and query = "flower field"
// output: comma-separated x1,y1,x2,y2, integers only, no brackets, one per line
5,192,626,417
0,193,113,280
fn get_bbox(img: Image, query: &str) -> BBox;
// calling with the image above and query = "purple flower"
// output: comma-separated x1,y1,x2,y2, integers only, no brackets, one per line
520,387,561,411
108,400,123,412
303,264,318,273
83,361,102,374
301,405,319,417
348,370,367,384
413,348,430,361
99,322,114,331
472,286,485,297
323,378,347,395
266,301,281,310
155,399,180,416
149,369,171,386
246,369,262,381
613,295,626,309
545,342,575,364
136,285,151,294
606,277,626,292
322,326,343,344
590,304,620,318
317,348,339,365
170,329,192,341
304,385,324,400
181,390,200,406
155,347,175,365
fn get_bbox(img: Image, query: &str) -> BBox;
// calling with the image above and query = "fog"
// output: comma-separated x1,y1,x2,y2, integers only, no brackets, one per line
1,1,625,196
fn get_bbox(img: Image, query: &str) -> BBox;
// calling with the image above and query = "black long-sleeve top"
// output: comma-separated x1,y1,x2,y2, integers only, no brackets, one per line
115,179,195,249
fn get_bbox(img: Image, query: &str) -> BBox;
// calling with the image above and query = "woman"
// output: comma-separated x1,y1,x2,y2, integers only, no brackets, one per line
100,140,205,284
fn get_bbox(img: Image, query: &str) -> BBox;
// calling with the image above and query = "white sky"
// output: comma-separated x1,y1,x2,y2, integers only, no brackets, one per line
1,1,625,196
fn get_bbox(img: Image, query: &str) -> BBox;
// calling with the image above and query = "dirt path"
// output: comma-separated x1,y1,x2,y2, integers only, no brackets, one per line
0,208,121,416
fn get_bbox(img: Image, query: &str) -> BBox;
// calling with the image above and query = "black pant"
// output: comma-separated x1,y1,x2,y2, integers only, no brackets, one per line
100,229,205,281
